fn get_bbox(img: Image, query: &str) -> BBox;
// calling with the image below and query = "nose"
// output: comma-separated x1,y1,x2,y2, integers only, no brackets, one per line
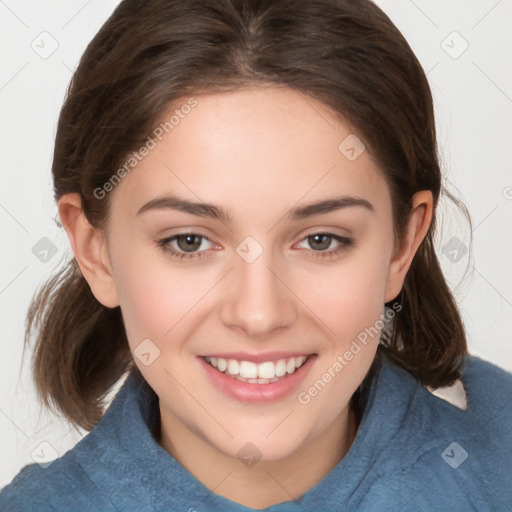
220,246,298,339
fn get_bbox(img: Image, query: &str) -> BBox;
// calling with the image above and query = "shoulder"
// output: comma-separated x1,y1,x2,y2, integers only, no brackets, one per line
460,354,512,412
0,463,56,512
0,453,115,512
425,355,512,435
0,375,143,512
392,355,512,510
410,354,512,455
387,353,512,431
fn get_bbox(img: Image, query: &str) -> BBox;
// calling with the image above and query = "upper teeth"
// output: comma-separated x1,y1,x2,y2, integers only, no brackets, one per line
205,356,308,379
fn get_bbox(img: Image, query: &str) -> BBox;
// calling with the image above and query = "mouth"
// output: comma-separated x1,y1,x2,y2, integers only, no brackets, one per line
198,353,317,403
203,354,311,384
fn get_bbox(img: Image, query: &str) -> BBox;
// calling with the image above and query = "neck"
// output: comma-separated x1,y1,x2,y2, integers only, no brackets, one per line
158,400,359,509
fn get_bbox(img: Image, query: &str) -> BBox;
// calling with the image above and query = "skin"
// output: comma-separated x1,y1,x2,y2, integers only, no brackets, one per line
59,86,433,509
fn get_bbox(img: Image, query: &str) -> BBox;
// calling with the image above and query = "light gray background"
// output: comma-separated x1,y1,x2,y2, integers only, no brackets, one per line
1,0,511,488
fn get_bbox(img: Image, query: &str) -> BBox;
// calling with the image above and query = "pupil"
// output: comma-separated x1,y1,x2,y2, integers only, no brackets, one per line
177,235,201,252
309,234,331,251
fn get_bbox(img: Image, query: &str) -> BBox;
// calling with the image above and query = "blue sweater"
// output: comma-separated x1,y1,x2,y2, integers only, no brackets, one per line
1,354,511,511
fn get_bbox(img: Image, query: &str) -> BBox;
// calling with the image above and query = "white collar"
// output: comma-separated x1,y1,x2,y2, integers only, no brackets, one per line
426,379,468,410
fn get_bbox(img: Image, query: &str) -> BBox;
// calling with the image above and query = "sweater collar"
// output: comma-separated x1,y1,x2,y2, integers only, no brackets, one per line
103,353,420,511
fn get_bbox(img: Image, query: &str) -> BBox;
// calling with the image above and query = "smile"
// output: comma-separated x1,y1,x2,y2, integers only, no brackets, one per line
198,353,317,403
204,355,310,384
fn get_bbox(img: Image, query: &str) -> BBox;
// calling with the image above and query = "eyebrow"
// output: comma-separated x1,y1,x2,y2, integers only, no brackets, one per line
136,194,374,222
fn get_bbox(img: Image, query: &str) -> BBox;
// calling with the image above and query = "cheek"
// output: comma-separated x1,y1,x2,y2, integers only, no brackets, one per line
293,250,392,430
295,247,392,343
109,240,188,345
110,240,223,358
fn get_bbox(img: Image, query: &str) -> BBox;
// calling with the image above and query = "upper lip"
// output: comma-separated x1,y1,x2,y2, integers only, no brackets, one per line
200,352,314,364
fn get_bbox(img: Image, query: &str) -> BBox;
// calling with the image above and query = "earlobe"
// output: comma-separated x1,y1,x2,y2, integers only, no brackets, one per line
57,193,120,308
384,191,434,303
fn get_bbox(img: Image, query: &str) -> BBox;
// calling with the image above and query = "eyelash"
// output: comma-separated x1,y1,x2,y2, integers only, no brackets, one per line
157,232,353,261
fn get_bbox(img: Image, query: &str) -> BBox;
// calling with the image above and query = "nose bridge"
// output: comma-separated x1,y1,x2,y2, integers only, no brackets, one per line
220,239,297,337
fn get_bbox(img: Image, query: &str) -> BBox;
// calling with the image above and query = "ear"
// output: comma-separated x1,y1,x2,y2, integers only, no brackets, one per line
57,193,120,308
384,190,434,303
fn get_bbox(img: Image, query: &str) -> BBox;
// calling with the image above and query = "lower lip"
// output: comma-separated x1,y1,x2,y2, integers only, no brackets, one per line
198,355,317,403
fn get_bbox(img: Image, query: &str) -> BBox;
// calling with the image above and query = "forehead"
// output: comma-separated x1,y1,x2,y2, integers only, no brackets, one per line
110,87,391,222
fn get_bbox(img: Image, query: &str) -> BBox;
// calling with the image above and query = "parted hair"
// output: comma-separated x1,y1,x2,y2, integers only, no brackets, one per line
26,0,468,430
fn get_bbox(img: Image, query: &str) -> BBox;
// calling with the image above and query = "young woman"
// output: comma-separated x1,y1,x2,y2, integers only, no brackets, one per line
1,0,510,510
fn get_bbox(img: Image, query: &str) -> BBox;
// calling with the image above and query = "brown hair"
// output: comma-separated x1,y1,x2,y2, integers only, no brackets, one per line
26,0,468,430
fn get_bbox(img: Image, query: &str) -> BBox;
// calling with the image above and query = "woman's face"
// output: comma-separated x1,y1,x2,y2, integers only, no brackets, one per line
104,86,399,462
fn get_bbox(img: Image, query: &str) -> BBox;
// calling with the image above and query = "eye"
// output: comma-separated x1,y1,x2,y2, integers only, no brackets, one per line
296,232,353,258
157,233,215,260
157,231,353,262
